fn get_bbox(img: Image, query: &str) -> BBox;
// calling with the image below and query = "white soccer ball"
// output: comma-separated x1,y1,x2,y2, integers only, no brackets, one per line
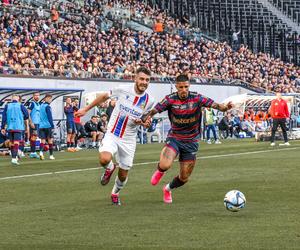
224,190,246,212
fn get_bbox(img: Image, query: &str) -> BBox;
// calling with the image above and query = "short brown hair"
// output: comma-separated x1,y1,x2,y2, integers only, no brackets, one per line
136,67,151,76
45,94,52,98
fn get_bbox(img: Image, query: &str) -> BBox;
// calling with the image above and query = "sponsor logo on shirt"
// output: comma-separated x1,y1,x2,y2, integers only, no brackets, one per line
119,104,142,118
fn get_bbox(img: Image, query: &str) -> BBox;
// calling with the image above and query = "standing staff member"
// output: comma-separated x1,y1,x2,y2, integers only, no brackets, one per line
39,94,55,160
28,92,40,158
64,97,76,152
269,92,290,146
1,94,29,165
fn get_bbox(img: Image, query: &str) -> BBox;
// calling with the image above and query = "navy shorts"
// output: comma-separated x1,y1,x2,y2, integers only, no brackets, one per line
39,128,54,139
30,123,39,136
165,137,199,162
8,131,23,142
66,122,76,134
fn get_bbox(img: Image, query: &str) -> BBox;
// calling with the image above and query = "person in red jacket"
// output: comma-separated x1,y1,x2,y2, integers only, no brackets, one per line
269,92,290,146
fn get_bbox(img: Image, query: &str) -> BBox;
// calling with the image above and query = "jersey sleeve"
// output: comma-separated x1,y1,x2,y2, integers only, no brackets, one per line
154,96,171,113
198,94,214,108
1,104,8,129
46,106,54,129
28,102,34,111
21,104,29,120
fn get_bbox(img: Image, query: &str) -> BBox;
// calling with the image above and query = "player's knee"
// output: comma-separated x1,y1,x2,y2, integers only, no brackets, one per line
158,161,172,170
99,153,111,166
118,169,128,182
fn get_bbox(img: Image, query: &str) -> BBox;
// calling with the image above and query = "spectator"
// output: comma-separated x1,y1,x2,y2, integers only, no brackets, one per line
51,5,59,28
153,19,163,33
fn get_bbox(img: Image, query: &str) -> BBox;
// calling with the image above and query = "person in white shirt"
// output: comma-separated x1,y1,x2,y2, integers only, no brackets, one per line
76,67,154,205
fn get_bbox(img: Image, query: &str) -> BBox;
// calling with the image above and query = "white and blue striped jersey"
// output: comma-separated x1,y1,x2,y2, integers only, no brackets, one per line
107,85,155,140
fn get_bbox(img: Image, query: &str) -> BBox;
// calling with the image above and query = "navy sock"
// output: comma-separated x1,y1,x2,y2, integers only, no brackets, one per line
169,176,186,189
30,140,36,152
49,144,53,155
157,164,167,172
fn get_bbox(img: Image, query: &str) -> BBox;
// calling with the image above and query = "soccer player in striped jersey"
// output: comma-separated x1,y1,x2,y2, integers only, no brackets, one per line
145,74,233,203
76,67,154,205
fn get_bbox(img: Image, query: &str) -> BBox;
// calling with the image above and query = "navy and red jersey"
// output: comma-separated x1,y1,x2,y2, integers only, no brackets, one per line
155,91,214,141
64,105,75,123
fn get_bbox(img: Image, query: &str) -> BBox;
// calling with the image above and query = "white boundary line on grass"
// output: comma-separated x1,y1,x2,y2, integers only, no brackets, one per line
0,147,297,181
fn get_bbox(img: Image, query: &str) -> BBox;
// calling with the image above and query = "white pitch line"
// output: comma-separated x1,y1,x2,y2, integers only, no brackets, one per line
0,147,297,181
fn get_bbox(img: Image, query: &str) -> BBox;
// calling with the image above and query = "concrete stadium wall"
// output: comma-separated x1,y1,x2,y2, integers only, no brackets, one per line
0,77,254,121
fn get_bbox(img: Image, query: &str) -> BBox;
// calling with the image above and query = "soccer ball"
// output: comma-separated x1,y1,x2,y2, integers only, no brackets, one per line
224,190,246,212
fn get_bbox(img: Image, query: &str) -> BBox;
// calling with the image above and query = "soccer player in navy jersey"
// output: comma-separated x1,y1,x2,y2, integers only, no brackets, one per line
145,74,233,203
64,97,76,152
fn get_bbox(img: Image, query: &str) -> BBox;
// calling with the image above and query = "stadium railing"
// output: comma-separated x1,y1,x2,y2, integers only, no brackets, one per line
0,66,268,94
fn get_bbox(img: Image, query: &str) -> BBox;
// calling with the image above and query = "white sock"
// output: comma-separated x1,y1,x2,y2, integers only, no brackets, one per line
92,141,96,147
165,183,171,192
112,176,128,195
103,160,114,170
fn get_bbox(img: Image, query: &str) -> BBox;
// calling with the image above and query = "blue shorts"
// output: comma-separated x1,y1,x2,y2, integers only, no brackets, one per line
66,121,76,134
39,128,54,139
30,123,39,136
165,137,199,162
8,131,23,142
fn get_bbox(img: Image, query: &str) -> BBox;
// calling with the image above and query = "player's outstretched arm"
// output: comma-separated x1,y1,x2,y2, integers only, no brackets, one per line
211,101,233,112
75,93,110,117
136,108,159,128
142,108,159,121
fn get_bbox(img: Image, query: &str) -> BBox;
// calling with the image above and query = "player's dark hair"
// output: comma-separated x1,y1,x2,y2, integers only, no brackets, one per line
91,115,98,119
33,91,39,95
136,67,151,76
45,94,52,98
176,74,189,83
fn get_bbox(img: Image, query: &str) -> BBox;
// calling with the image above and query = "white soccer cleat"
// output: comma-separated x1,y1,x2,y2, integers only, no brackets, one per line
215,140,222,144
39,152,45,160
207,140,212,144
11,158,20,166
49,155,55,160
270,142,275,147
279,142,290,146
18,150,25,158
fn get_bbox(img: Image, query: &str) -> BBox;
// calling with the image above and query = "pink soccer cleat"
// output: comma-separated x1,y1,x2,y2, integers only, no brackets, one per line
111,193,121,205
151,170,165,185
100,164,116,186
163,185,172,204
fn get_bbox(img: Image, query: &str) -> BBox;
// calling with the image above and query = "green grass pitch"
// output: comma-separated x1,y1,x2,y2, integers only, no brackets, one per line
0,140,300,249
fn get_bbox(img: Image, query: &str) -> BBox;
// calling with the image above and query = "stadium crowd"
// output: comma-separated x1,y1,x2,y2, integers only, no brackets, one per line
0,0,299,93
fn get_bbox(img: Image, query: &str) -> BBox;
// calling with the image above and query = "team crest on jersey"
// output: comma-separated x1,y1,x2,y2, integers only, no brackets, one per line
188,103,194,109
